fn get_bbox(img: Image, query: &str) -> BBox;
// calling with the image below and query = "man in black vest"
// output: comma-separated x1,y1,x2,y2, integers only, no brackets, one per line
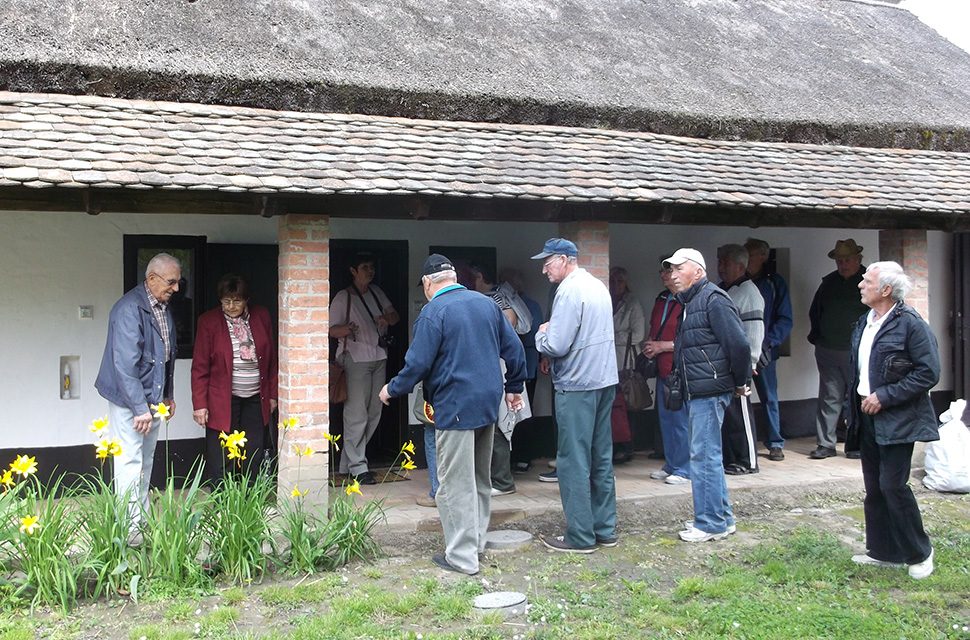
665,248,751,543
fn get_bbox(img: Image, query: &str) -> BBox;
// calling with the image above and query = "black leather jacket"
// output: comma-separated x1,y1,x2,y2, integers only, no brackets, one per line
848,303,940,445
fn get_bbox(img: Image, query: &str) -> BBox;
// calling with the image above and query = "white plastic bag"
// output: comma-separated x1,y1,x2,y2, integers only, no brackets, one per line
923,399,970,493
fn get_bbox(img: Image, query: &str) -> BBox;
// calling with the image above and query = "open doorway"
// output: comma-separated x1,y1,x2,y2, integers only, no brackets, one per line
330,239,410,474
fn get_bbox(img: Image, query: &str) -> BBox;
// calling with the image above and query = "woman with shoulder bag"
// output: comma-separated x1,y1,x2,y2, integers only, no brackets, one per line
610,267,646,464
642,259,690,485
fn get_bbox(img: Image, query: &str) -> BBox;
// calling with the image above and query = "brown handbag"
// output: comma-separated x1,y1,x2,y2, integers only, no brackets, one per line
329,289,351,405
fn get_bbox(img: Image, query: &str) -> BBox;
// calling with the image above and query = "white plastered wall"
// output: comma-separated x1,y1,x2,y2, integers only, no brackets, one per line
0,212,955,449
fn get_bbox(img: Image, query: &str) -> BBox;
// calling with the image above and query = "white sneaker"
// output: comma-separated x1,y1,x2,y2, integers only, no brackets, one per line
851,553,904,569
908,548,934,580
683,520,736,535
679,525,729,543
490,487,516,497
664,474,689,485
649,469,671,480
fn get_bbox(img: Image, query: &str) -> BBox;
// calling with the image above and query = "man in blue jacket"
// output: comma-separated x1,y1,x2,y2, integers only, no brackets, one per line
665,248,751,543
380,254,526,575
849,262,938,580
95,253,180,542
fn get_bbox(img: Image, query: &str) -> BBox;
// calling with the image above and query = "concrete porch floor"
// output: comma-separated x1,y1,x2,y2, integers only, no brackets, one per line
353,436,866,532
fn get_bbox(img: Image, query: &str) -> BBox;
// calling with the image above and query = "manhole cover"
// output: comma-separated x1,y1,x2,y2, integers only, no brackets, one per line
484,529,533,550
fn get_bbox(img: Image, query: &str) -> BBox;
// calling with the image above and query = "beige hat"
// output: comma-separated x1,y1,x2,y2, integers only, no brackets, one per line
828,239,863,259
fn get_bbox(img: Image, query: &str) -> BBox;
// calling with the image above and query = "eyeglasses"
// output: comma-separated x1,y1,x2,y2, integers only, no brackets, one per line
220,298,246,307
542,255,564,269
151,272,179,286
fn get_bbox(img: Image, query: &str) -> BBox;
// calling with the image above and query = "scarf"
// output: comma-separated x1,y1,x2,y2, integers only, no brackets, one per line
226,311,256,361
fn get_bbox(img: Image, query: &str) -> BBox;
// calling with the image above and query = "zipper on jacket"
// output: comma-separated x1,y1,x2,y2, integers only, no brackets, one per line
701,348,717,379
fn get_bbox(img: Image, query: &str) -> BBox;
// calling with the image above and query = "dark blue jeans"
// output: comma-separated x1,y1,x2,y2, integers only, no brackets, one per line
753,357,784,449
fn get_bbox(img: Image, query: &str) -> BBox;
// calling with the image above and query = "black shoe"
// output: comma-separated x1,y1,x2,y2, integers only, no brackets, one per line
431,553,478,575
353,471,377,485
768,447,785,461
612,450,634,465
724,464,756,475
596,536,619,548
809,447,837,459
513,461,531,474
845,450,861,460
646,451,665,460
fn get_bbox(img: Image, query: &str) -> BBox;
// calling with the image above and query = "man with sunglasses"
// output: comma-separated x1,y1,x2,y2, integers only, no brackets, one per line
96,253,181,546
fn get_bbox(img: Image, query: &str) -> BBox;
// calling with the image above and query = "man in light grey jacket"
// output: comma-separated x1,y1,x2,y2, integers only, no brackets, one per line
533,238,618,553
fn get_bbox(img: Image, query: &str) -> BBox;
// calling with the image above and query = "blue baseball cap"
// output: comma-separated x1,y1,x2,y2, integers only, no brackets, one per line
531,238,579,260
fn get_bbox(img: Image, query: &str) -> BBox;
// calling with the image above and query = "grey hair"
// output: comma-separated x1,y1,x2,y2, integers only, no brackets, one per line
867,261,912,302
745,238,770,257
145,253,181,279
565,256,578,265
424,270,457,284
717,244,749,268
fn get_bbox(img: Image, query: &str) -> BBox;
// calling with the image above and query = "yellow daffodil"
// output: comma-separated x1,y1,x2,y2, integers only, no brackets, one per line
95,438,110,460
10,455,38,478
0,469,14,488
401,458,417,471
345,479,362,496
401,440,416,456
19,515,40,535
291,486,307,498
150,402,171,418
292,444,314,457
108,439,123,457
279,416,300,430
219,430,247,449
324,432,341,451
89,416,109,435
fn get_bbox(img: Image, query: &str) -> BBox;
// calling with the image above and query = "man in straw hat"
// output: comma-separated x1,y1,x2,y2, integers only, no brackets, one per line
807,239,868,460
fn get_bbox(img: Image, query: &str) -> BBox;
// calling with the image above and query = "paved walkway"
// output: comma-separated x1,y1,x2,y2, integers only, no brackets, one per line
354,436,866,532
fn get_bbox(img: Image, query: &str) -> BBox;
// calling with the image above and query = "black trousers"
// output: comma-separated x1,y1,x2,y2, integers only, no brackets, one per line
859,408,932,565
721,395,759,472
205,394,267,485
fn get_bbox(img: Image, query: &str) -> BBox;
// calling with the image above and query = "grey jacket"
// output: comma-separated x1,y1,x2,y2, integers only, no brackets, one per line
536,268,618,391
95,285,177,415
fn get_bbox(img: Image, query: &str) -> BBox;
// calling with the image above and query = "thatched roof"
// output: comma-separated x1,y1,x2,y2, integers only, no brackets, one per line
2,0,969,149
2,92,968,229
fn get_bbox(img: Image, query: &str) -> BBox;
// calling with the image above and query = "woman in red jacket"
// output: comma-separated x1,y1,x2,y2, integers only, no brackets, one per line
192,274,278,483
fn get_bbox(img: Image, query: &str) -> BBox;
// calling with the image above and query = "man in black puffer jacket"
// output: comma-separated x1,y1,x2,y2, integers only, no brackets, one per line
848,261,939,580
664,248,751,543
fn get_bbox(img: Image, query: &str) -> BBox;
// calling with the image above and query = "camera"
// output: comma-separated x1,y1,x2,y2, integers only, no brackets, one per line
664,372,684,411
378,333,395,350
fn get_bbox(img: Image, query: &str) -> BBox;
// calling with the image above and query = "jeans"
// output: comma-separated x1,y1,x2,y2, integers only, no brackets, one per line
752,357,784,449
686,392,735,534
656,378,690,478
423,424,438,498
555,387,617,548
108,401,161,529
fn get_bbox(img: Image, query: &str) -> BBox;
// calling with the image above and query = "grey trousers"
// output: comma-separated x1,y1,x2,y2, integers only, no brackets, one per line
339,355,387,475
490,428,515,492
436,424,494,574
108,401,162,529
814,346,853,450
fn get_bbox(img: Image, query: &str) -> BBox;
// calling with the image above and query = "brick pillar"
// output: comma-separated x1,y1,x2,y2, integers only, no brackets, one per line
560,220,610,284
878,229,929,320
277,214,331,507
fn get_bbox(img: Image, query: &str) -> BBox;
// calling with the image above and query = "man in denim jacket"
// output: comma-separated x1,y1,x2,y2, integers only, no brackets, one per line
95,253,180,543
849,261,939,580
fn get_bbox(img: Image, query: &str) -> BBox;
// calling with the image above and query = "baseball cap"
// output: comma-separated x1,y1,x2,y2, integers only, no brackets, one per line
531,238,579,260
663,248,707,271
418,253,456,284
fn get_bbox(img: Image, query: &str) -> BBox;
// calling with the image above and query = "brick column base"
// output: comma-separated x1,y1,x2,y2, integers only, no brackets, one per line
277,214,331,507
879,229,929,321
559,221,610,284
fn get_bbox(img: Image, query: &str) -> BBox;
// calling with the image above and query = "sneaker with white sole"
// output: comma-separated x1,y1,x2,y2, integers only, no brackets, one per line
490,487,516,497
664,474,689,485
683,520,736,535
679,525,730,542
649,469,671,480
541,535,596,554
851,553,904,569
908,548,934,580
538,470,558,483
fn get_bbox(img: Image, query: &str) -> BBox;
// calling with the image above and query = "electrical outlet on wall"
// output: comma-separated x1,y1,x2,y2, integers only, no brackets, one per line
78,305,94,320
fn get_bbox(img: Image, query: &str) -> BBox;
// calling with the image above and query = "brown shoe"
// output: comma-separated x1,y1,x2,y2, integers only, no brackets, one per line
416,495,437,508
768,447,785,461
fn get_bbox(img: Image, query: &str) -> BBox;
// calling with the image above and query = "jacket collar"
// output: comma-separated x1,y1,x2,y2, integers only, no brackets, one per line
677,278,709,305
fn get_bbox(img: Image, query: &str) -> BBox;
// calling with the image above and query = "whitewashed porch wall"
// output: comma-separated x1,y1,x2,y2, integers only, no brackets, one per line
0,211,954,449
